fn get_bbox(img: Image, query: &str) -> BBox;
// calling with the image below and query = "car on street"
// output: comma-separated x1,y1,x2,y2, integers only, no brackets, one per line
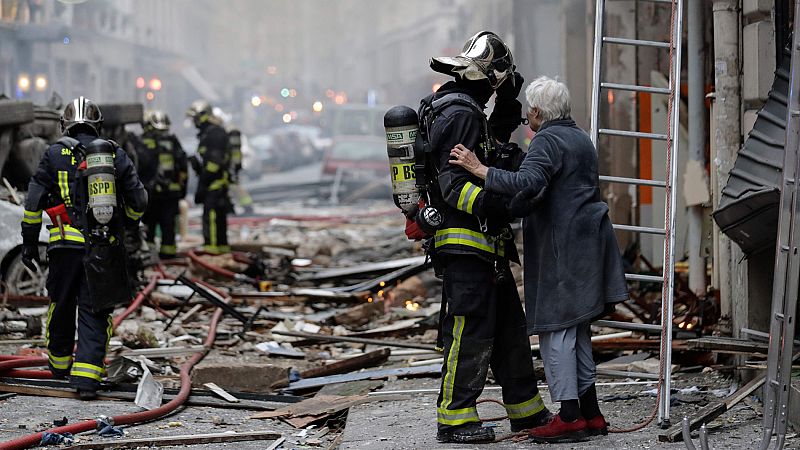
0,199,50,296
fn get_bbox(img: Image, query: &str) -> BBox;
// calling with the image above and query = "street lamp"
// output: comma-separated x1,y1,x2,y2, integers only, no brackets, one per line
17,74,30,93
312,101,323,113
35,75,47,92
149,78,162,91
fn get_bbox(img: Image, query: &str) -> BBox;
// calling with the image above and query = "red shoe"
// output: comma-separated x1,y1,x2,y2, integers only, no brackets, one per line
528,415,588,443
586,415,609,436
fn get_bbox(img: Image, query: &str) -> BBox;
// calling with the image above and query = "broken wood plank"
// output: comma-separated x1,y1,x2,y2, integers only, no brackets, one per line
300,348,390,379
64,430,282,449
283,364,441,391
204,382,239,403
250,394,368,420
296,256,426,282
687,336,768,354
659,372,767,442
272,330,436,350
0,383,282,411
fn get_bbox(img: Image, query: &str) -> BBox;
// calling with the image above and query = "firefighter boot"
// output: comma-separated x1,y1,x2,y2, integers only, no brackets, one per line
436,423,495,443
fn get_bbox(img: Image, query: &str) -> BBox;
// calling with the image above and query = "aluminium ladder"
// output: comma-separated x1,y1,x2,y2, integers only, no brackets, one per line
760,1,800,448
588,0,684,427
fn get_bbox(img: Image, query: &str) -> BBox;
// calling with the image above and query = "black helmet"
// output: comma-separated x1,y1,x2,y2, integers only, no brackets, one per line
143,109,171,131
430,31,515,89
186,100,213,127
61,96,103,135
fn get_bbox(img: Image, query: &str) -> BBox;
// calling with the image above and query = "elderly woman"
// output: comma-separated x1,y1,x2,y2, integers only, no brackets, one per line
449,76,628,443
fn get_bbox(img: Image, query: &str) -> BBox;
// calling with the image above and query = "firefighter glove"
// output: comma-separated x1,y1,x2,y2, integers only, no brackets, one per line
21,244,39,272
495,72,525,101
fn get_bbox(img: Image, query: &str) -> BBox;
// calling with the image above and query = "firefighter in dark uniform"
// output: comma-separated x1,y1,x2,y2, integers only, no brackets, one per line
139,110,188,259
20,97,147,398
186,100,231,254
227,127,254,214
411,32,551,443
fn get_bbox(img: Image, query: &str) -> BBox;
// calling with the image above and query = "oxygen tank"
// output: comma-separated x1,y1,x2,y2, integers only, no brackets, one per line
384,106,420,213
84,139,117,225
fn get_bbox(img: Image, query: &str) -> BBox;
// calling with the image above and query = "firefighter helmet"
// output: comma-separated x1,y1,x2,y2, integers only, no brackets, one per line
186,100,213,127
430,31,515,89
61,96,103,135
144,110,171,131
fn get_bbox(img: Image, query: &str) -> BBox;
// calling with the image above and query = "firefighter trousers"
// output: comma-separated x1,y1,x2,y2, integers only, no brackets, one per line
436,255,545,431
45,248,113,390
202,190,230,255
144,195,179,258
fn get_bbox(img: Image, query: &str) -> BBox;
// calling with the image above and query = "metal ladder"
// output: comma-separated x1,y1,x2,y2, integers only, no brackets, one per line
760,2,800,448
588,0,684,426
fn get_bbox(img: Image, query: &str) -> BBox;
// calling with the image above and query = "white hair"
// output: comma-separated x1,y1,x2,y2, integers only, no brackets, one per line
525,76,571,122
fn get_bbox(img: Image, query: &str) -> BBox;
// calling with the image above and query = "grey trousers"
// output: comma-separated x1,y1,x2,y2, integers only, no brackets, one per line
538,321,596,402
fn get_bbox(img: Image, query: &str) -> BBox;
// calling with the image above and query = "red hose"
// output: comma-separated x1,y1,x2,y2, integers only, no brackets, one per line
0,295,225,450
3,370,51,379
112,275,160,329
188,250,237,279
0,358,47,372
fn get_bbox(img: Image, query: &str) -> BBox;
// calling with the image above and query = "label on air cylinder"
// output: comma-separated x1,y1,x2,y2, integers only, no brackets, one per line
391,162,416,183
86,154,115,168
386,127,417,146
88,173,116,208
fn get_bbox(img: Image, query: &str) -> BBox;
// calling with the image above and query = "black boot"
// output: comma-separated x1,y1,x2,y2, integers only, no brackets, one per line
510,408,554,432
71,377,99,400
436,423,495,443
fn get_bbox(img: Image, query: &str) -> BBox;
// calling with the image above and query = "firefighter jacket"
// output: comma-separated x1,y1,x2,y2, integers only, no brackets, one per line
228,129,243,181
194,123,230,204
139,129,188,199
423,82,519,263
22,133,148,250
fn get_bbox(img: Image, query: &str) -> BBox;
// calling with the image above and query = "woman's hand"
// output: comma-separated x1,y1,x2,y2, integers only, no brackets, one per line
449,144,489,180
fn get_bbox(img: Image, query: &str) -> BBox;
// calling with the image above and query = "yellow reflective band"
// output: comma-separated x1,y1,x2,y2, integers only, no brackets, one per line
45,302,55,347
22,209,42,224
437,406,480,426
168,182,182,191
160,244,177,256
49,225,85,243
505,393,546,419
58,171,71,206
209,178,229,191
48,353,72,370
434,228,503,255
125,204,144,220
206,161,219,173
143,138,157,149
441,316,465,411
71,362,104,381
106,315,113,352
457,182,482,214
209,208,217,249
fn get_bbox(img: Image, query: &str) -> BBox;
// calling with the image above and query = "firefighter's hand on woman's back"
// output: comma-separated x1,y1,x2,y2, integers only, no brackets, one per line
449,144,488,179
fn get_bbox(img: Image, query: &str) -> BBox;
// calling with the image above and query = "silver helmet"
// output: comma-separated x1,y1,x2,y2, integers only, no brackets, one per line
430,31,515,89
61,96,103,135
144,109,171,131
186,99,213,127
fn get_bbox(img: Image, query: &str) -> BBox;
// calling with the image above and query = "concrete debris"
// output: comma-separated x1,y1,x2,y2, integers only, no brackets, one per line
191,363,290,392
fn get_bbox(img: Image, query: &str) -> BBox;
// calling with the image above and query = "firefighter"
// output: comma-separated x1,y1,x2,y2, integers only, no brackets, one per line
410,31,551,443
139,110,188,259
226,126,254,214
20,97,147,399
186,100,231,254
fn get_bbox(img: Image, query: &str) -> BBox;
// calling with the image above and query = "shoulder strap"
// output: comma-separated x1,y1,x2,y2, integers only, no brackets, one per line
56,136,79,150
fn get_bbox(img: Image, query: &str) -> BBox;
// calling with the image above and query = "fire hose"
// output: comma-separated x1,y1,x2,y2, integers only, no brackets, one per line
187,250,262,287
0,291,226,449
0,274,228,450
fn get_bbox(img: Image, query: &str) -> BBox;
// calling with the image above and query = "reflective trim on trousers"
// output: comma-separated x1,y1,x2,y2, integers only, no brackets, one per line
70,362,105,381
48,353,72,370
436,406,480,426
440,316,465,412
505,393,546,420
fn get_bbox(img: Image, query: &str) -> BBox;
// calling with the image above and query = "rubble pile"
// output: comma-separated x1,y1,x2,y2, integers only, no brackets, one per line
0,208,760,448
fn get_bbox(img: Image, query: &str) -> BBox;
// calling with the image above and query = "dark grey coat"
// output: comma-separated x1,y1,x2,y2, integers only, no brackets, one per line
485,118,629,333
